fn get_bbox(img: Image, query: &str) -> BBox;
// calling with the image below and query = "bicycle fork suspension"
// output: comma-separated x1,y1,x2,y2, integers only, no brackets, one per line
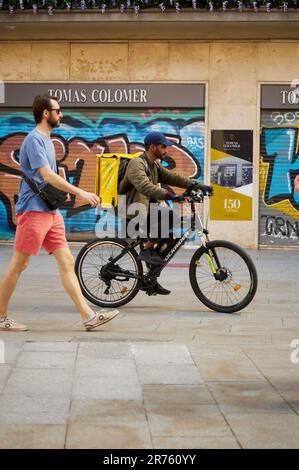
203,252,217,274
195,236,225,281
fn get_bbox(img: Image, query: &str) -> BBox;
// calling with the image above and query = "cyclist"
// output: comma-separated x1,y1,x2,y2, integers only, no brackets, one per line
119,131,213,296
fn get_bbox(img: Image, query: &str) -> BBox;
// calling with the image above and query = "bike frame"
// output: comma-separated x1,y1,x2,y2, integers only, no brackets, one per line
105,199,220,283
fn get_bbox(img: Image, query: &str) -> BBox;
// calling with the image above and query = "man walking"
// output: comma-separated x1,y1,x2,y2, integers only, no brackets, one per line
0,94,119,331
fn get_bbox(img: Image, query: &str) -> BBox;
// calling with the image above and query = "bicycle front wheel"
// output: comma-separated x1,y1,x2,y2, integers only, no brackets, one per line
189,240,258,313
75,238,143,308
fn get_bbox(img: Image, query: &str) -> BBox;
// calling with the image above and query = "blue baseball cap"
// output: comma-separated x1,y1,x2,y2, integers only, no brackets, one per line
144,131,173,147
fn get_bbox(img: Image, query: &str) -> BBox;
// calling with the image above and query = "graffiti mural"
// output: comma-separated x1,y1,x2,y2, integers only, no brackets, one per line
0,108,205,240
260,110,299,246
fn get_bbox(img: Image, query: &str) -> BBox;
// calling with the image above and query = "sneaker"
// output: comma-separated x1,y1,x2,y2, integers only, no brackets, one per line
0,317,28,331
138,249,165,266
84,309,119,331
153,282,171,295
140,281,171,295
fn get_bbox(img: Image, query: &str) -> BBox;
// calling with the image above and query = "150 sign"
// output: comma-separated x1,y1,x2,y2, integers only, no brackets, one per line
224,198,241,211
210,130,253,221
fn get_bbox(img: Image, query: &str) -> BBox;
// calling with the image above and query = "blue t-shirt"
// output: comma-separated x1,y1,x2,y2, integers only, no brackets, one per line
16,129,57,214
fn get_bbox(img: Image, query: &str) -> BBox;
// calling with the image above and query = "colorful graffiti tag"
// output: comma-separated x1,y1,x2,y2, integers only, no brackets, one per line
260,112,299,245
0,109,205,240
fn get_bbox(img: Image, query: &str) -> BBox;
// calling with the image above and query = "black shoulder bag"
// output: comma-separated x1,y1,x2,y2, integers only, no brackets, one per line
22,173,68,211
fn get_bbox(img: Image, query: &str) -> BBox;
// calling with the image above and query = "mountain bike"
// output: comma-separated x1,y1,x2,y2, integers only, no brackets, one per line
75,188,258,313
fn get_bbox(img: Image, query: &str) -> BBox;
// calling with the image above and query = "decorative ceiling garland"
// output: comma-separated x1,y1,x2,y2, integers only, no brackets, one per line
0,0,297,15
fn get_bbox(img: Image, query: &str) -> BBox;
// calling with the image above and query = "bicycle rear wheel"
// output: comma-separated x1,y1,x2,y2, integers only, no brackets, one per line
75,238,143,308
189,240,258,313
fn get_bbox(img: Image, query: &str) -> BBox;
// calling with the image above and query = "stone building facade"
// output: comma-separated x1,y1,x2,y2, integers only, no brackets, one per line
0,11,299,248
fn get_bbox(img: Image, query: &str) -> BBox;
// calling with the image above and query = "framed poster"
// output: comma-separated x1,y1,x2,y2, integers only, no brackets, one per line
210,130,253,221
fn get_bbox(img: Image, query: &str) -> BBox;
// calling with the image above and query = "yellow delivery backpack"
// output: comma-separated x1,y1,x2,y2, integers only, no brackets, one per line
95,152,143,208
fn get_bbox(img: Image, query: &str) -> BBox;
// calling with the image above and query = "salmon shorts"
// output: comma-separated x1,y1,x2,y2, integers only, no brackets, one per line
15,211,68,256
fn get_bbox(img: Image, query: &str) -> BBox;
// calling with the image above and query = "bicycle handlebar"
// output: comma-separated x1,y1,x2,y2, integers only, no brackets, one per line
182,187,213,203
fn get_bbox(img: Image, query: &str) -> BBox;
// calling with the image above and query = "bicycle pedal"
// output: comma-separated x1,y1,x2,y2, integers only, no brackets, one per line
145,289,156,296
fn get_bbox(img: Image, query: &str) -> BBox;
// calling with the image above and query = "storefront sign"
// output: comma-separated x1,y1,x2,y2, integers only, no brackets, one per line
210,130,253,221
0,83,205,108
261,84,299,109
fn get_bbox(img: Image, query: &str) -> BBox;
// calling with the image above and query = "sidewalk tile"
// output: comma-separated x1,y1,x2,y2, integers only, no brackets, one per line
66,422,152,449
193,357,266,382
69,399,147,424
278,391,299,413
23,341,78,352
152,436,240,449
261,368,299,392
0,393,70,425
16,351,76,369
0,424,66,449
137,364,203,385
4,368,73,396
72,376,141,400
77,341,132,359
142,384,214,407
208,381,292,413
75,358,137,378
146,405,231,437
133,343,193,365
225,413,299,449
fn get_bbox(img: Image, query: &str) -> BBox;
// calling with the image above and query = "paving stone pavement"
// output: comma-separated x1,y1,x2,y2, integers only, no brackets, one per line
0,244,299,449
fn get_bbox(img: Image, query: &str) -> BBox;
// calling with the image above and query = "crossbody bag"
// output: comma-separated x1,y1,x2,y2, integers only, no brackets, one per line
21,172,68,211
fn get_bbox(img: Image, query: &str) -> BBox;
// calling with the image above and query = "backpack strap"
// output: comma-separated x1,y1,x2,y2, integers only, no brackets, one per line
141,154,157,181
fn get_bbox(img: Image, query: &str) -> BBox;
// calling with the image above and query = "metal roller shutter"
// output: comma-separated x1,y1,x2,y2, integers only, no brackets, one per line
259,109,299,247
0,107,205,242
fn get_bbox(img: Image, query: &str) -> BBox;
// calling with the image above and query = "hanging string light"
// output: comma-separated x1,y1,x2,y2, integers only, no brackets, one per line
0,0,295,14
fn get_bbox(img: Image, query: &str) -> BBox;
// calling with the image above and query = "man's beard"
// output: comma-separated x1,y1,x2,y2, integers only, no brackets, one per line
153,149,163,160
47,117,60,129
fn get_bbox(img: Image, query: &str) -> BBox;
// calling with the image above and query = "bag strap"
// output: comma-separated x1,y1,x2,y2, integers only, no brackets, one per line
21,172,41,195
21,160,60,194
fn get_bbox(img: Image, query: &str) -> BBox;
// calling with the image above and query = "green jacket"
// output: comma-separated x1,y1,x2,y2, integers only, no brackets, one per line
118,153,193,217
